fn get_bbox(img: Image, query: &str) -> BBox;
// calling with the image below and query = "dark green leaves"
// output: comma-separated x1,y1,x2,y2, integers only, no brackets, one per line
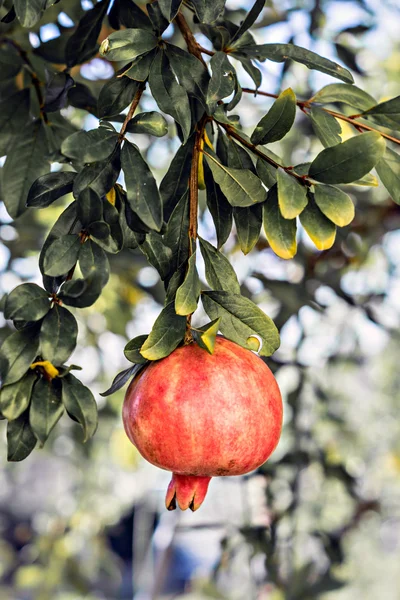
98,77,139,119
61,128,118,163
40,306,78,366
0,372,36,421
0,327,40,385
43,235,81,277
309,107,342,148
309,132,385,184
244,44,353,83
101,364,144,396
7,413,37,462
4,284,50,322
149,51,191,143
199,237,240,293
27,172,76,209
309,83,375,111
14,0,44,27
100,29,158,62
204,152,266,207
361,95,400,122
192,0,225,23
175,252,201,315
234,205,262,255
164,191,190,273
263,185,297,260
204,162,232,248
0,88,30,157
207,52,236,112
121,141,163,231
140,302,186,360
158,0,183,21
61,374,98,442
202,291,280,356
30,378,64,446
66,0,111,67
376,148,400,205
126,111,168,137
230,0,265,45
124,335,149,364
251,89,296,145
3,120,49,219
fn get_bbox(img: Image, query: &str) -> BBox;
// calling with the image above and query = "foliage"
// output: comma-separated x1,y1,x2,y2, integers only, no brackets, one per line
0,0,400,596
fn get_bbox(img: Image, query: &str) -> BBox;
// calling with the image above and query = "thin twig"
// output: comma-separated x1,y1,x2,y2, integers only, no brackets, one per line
174,11,207,66
242,87,400,146
1,37,48,123
118,81,146,142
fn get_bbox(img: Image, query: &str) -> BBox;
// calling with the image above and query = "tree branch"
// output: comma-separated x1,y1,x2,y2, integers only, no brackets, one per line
118,81,146,142
174,11,207,66
242,87,400,146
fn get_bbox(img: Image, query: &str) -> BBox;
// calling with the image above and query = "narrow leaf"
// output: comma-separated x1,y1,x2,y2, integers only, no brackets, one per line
66,0,111,67
233,204,262,254
207,52,236,112
199,237,240,293
309,107,342,148
100,364,145,396
251,88,296,145
375,148,400,205
62,374,98,442
175,252,201,316
29,379,64,446
277,169,308,219
27,172,75,208
204,162,233,248
263,185,297,259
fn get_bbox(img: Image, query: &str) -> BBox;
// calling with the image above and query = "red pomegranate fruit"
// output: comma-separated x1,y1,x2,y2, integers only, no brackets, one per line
122,336,283,511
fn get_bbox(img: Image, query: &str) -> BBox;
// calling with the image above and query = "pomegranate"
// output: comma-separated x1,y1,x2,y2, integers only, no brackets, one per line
123,336,282,511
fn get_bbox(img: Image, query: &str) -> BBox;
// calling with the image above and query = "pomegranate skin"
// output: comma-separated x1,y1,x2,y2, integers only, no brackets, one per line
122,337,283,510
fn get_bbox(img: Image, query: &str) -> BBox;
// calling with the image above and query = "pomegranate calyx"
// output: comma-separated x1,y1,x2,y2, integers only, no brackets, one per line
165,473,211,511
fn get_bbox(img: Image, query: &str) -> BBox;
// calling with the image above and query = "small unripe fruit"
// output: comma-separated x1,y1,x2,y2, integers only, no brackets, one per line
123,337,282,511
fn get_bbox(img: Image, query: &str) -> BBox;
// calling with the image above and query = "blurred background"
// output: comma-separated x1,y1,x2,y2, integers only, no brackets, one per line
1,0,400,598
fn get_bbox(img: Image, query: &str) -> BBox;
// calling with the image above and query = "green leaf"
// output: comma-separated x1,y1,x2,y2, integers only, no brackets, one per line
204,151,266,207
149,51,191,143
100,364,145,397
230,0,265,45
126,111,168,137
121,141,163,232
29,378,64,446
2,120,49,219
58,271,104,308
61,374,98,442
175,252,201,316
0,372,37,421
276,169,308,219
140,302,186,360
263,185,297,259
119,0,153,30
166,44,209,105
66,0,111,67
40,306,78,366
0,89,30,157
309,107,342,148
0,327,40,386
309,132,386,184
98,77,139,119
43,234,81,277
158,0,183,21
73,149,121,199
233,205,263,254
204,162,233,249
76,188,102,227
199,237,240,293
299,198,336,250
164,191,190,273
375,148,400,205
160,136,193,220
194,318,221,354
242,44,353,83
124,335,149,364
79,240,110,287
14,0,44,27
251,88,297,145
361,95,400,120
201,291,280,356
124,49,158,81
27,172,76,209
207,52,236,112
7,413,37,462
100,29,158,61
256,158,277,189
191,0,225,23
309,83,375,111
314,184,355,227
61,128,118,163
0,48,22,80
4,284,50,322
140,233,173,281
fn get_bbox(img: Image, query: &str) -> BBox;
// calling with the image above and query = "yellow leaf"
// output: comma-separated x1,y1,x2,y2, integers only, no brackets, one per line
106,188,116,205
30,360,59,379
